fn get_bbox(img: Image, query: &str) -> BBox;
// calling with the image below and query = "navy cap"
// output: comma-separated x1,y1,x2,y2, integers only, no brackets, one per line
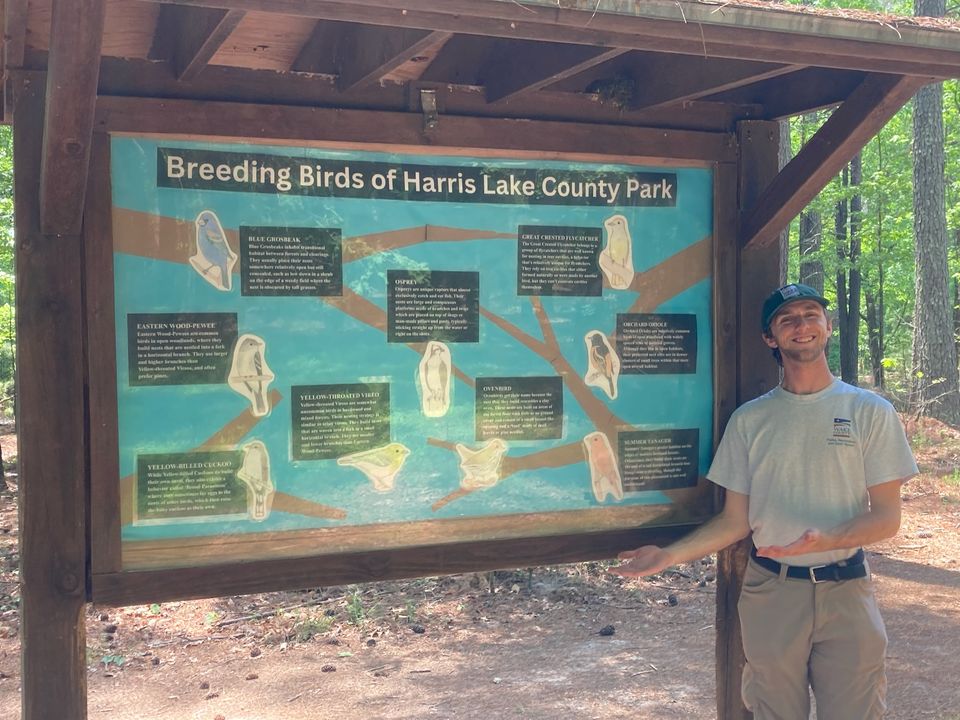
761,283,828,331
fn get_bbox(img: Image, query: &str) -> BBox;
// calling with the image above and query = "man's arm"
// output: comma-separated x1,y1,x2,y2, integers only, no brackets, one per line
755,478,905,558
611,489,751,578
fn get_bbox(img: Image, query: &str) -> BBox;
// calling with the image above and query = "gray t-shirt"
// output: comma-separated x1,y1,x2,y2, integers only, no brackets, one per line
707,378,918,566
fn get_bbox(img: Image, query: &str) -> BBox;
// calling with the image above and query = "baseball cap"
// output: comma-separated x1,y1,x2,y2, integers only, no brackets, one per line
761,283,828,331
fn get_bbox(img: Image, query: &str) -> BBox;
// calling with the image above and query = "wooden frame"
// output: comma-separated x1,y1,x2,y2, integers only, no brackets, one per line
83,95,735,605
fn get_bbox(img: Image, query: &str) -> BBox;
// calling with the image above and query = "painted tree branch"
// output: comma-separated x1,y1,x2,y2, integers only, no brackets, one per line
431,235,713,510
120,392,348,525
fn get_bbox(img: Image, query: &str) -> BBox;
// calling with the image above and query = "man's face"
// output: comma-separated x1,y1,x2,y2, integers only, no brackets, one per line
763,299,832,364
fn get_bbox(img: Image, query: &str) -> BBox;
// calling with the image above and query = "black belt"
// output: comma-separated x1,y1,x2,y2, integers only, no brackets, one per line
750,546,867,583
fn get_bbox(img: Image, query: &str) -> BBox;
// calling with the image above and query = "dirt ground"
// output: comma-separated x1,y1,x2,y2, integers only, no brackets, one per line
0,417,957,720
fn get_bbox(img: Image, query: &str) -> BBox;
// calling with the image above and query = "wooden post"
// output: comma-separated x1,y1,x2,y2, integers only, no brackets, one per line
715,119,782,720
14,70,89,720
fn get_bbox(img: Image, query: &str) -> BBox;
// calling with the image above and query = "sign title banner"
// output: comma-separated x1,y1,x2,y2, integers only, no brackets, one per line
157,148,677,207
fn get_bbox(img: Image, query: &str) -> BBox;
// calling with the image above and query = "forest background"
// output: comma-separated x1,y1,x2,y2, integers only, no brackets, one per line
0,0,957,430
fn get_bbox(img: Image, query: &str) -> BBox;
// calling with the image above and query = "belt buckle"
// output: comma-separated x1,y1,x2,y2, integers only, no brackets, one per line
808,564,827,583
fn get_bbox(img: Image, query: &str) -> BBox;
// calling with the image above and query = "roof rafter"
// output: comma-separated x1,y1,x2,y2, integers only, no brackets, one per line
336,25,453,91
709,68,865,120
148,6,245,81
40,0,106,236
739,72,930,250
482,40,628,104
142,0,960,78
626,56,804,112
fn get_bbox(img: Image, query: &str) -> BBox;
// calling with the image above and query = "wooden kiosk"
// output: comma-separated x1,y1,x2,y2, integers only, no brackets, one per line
3,1,959,717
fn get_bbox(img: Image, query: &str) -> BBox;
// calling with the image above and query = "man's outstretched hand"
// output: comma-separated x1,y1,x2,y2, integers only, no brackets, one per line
755,528,827,558
609,545,673,578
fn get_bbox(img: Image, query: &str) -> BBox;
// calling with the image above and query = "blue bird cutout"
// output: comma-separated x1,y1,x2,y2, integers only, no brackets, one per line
193,210,236,291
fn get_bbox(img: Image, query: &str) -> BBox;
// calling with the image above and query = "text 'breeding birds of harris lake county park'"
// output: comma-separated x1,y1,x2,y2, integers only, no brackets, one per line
159,149,677,205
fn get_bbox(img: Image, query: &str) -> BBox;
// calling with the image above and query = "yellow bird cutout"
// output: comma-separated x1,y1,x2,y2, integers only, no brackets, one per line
337,442,410,493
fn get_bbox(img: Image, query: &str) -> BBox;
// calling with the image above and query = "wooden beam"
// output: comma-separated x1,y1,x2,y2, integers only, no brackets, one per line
740,73,930,249
84,57,754,133
142,0,960,78
628,55,803,112
483,39,628,104
2,0,28,71
40,0,106,236
148,6,245,81
708,67,865,121
290,19,346,74
336,25,453,91
94,524,701,605
94,95,738,163
714,119,784,720
12,69,89,720
381,31,452,84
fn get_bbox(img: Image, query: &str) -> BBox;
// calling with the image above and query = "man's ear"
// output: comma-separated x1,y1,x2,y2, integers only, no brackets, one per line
762,330,778,349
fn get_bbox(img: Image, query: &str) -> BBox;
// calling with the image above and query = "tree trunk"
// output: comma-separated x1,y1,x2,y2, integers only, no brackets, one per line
798,113,824,293
779,118,792,281
865,289,884,388
847,153,862,385
836,166,859,385
954,228,960,363
865,135,887,390
912,0,960,425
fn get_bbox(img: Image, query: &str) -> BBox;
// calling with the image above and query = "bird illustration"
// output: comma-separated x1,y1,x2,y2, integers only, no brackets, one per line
599,214,635,290
337,442,410,493
582,431,624,503
583,331,619,400
419,341,451,418
191,209,237,291
228,334,274,417
455,438,509,490
237,440,275,521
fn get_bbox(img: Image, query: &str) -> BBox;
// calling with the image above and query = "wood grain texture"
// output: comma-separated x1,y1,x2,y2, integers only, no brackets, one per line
150,6,245,81
483,40,627,104
100,521,704,604
86,133,122,575
13,69,89,720
90,58,747,134
39,0,105,235
141,0,960,77
740,73,930,249
336,25,451,91
713,119,784,720
94,95,737,162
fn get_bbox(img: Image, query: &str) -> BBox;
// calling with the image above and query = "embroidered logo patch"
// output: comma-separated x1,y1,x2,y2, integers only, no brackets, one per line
780,285,800,299
828,417,855,446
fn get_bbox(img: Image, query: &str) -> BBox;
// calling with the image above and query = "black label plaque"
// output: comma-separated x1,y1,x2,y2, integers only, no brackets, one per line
239,226,342,296
291,383,391,460
128,312,238,386
387,270,480,343
475,376,564,441
616,313,697,374
618,429,699,491
517,225,602,296
135,451,245,522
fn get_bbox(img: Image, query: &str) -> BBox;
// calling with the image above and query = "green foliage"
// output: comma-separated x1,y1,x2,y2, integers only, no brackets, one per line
292,612,333,641
0,125,13,416
346,589,366,626
100,654,126,668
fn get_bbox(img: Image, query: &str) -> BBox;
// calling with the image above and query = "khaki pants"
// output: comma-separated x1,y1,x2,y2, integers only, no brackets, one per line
738,559,888,720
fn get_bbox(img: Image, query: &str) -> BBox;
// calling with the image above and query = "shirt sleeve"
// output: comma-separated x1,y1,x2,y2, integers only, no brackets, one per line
862,401,918,486
706,415,751,495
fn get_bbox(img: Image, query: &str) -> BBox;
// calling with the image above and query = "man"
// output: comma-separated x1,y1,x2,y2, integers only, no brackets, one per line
614,283,917,720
